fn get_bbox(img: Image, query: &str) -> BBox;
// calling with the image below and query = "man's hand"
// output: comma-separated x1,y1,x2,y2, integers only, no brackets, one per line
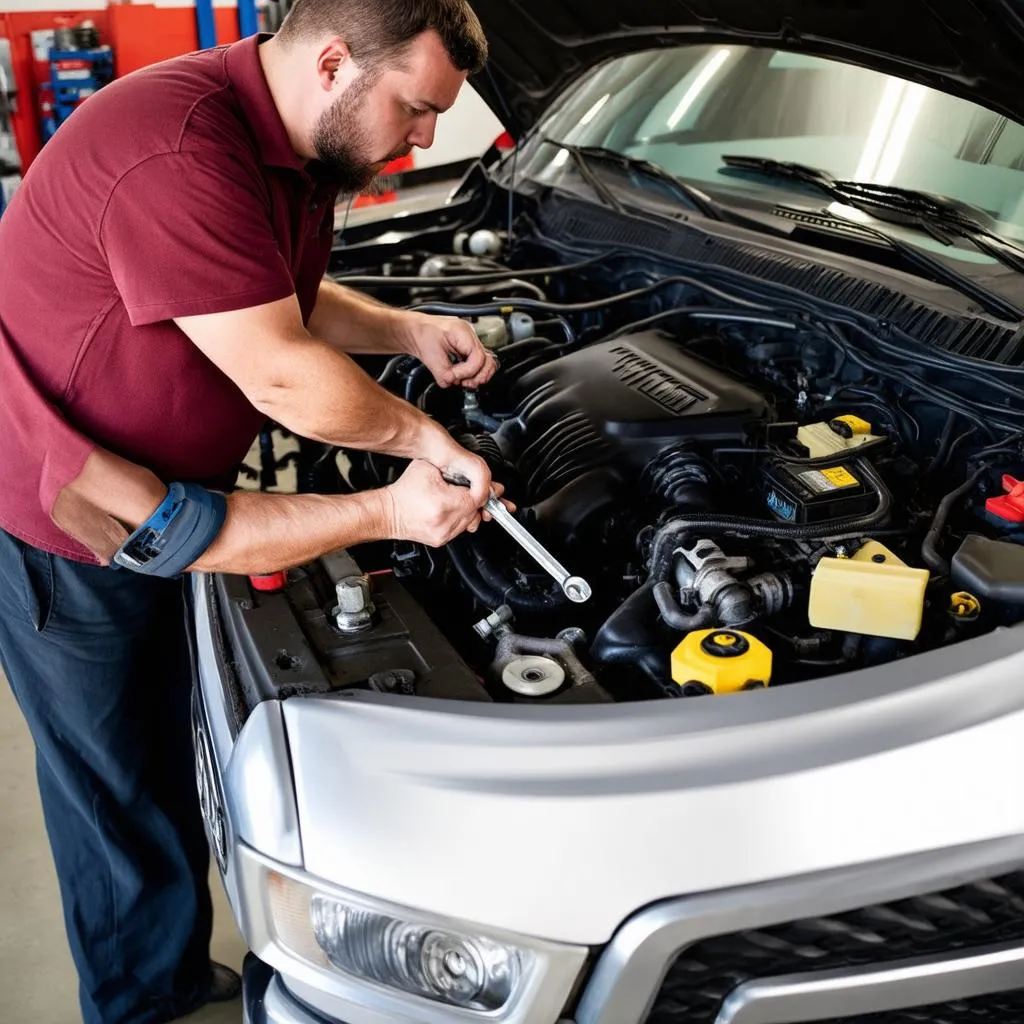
415,424,496,507
395,311,497,390
380,461,487,547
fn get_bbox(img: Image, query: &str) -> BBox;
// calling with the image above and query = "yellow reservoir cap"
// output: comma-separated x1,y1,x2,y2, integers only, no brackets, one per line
808,540,929,641
671,629,773,695
831,414,873,436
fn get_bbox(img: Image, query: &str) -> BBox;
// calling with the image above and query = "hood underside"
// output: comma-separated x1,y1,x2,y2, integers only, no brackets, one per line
470,0,1024,137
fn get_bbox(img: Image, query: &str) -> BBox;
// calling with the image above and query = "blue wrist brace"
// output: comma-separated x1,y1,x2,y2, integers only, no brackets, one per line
112,482,227,578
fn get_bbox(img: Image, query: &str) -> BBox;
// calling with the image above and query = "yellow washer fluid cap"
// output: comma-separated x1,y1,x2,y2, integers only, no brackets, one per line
830,414,873,437
808,540,929,641
671,629,773,696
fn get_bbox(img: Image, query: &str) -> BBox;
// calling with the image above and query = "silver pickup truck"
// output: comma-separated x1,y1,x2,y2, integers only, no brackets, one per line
190,3,1024,1022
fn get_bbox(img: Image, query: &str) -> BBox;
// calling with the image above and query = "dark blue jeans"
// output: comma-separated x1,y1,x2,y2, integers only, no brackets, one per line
0,528,213,1024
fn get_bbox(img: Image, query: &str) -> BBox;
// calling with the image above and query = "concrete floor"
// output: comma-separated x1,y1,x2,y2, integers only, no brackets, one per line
0,670,250,1023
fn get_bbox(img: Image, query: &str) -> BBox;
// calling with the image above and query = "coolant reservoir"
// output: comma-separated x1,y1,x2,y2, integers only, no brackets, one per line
671,629,773,696
809,540,929,641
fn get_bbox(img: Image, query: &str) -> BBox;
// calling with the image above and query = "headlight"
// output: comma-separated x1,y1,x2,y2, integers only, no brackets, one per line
267,870,532,1013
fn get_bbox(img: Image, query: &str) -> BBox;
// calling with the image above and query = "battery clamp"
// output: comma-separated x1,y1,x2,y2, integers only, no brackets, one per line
113,482,227,578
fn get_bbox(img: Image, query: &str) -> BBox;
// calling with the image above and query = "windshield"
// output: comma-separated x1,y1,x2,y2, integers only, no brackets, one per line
515,46,1024,257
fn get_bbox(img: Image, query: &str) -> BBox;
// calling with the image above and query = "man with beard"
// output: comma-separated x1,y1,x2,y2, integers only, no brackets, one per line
0,2,500,1022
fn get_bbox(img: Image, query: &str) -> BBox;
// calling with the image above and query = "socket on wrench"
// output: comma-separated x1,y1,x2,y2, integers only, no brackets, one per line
443,472,592,603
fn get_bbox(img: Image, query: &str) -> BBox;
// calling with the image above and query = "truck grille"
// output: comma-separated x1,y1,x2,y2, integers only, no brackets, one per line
646,870,1024,1023
802,988,1024,1023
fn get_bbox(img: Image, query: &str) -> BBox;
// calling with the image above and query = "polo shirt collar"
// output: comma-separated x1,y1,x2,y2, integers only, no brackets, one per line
225,34,306,172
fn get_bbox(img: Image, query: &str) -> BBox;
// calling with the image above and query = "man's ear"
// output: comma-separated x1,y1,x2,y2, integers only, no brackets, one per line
316,37,353,91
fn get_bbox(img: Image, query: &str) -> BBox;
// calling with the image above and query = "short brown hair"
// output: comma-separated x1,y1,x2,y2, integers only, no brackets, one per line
277,0,488,74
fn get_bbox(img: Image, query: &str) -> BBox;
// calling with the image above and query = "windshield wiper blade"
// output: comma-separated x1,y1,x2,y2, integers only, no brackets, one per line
721,155,836,191
543,139,725,220
773,203,1023,320
719,157,1022,319
721,154,1024,275
538,137,627,215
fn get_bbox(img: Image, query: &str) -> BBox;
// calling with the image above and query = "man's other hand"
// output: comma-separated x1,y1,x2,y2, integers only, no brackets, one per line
397,311,497,390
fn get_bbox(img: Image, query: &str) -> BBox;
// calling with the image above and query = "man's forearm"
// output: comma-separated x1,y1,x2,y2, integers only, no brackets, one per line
192,489,389,574
308,278,408,355
50,447,395,572
249,335,447,459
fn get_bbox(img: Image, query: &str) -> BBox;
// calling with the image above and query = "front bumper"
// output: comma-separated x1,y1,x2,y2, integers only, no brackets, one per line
243,955,333,1024
241,956,577,1024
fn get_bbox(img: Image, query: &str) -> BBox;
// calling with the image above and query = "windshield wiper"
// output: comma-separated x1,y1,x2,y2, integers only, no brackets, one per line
541,138,725,221
721,155,1024,276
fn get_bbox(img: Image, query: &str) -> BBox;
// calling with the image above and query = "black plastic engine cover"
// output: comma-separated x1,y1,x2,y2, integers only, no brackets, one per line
498,331,767,503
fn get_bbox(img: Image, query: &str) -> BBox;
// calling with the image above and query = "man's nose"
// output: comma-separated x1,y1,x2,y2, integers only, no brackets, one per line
408,113,438,150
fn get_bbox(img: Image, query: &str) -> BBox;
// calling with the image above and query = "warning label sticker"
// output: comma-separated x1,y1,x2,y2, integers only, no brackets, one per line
799,466,860,494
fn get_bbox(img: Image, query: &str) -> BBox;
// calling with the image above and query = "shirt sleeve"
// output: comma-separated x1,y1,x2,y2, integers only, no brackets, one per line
99,150,297,326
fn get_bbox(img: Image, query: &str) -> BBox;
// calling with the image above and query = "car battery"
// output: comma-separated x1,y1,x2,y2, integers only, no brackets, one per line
762,458,878,524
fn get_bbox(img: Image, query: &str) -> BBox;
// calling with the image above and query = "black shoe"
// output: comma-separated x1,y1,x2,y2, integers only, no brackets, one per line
207,961,242,1003
154,962,242,1022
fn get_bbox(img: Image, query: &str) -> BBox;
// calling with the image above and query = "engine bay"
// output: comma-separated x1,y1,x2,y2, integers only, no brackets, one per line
251,227,1024,706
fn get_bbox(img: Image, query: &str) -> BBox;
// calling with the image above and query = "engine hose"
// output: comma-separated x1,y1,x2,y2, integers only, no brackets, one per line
645,447,715,508
473,554,566,612
924,411,958,475
447,538,565,612
653,582,716,631
590,582,666,685
330,255,610,289
446,539,507,608
647,460,892,583
921,467,986,575
408,274,771,323
495,337,564,360
377,354,418,387
403,363,434,403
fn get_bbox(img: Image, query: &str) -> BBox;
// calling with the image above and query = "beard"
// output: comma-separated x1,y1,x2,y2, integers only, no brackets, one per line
311,77,412,195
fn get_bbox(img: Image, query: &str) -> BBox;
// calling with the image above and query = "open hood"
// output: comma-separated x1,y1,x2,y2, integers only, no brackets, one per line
470,0,1024,138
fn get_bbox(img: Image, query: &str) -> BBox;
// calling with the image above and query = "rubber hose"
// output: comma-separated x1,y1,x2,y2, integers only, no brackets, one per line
590,582,666,684
653,582,716,631
331,255,608,289
446,539,506,608
473,552,566,612
494,337,563,360
921,467,986,575
403,363,433,403
378,354,416,387
924,410,958,475
648,460,892,583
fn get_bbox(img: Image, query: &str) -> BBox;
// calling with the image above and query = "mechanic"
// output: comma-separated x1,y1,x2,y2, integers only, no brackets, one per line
0,2,501,1022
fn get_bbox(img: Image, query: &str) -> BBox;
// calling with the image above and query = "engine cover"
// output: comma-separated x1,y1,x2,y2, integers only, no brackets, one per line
498,332,767,504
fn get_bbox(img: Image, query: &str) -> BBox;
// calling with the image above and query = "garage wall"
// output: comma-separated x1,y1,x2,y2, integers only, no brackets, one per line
1,1,238,9
1,0,503,175
0,3,242,167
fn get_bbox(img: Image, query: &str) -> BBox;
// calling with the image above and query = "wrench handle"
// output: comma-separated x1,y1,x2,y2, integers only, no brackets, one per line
484,498,574,582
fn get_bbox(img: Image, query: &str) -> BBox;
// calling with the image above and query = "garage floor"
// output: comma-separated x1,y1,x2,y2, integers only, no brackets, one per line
0,670,250,1022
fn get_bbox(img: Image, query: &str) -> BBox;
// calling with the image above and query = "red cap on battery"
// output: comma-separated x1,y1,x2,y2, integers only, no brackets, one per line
986,475,1024,523
249,571,288,592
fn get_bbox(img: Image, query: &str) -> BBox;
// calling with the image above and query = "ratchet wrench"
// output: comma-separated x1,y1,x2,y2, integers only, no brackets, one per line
444,473,592,603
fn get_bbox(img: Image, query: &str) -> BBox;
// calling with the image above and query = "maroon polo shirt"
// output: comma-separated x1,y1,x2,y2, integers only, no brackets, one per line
0,34,338,562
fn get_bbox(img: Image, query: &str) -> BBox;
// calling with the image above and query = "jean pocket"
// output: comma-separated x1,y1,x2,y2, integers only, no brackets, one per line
21,544,55,633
